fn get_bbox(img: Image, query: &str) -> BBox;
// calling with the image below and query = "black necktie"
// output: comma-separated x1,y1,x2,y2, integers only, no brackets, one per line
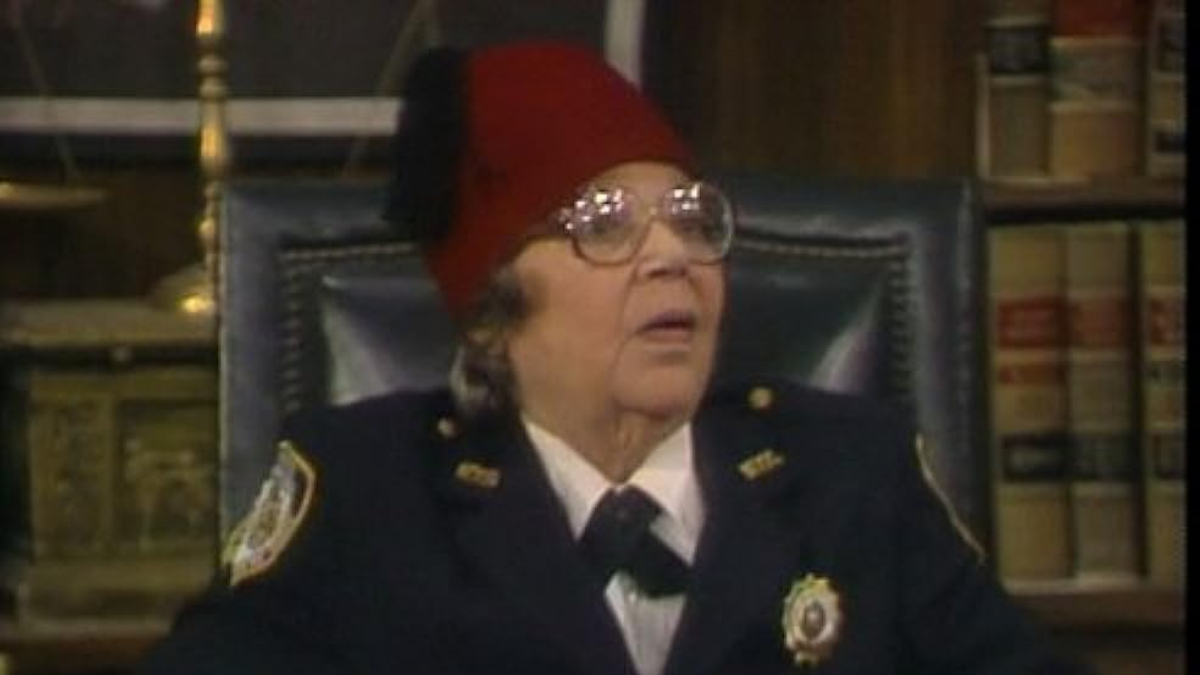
579,487,690,597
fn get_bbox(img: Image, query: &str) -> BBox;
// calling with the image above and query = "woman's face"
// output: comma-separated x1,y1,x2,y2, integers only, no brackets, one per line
506,161,727,428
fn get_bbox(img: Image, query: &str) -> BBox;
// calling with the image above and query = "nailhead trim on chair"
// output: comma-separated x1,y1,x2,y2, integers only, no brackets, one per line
278,242,422,414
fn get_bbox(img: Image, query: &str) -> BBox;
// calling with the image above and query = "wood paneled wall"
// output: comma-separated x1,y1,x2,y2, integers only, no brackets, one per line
1,166,202,299
646,0,985,177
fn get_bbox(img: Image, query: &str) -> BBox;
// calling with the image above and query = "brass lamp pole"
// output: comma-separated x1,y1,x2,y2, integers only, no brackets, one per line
151,0,229,315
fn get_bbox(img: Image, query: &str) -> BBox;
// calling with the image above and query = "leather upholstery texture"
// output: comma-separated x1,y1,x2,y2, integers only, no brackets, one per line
218,173,987,541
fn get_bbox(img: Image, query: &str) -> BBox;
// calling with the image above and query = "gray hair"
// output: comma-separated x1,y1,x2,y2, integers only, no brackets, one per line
448,265,529,419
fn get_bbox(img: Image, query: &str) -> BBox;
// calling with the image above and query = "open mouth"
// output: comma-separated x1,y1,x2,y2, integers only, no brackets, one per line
638,310,698,341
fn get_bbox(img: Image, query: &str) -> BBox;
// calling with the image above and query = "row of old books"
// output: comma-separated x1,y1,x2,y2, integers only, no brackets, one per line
982,0,1186,181
988,218,1184,588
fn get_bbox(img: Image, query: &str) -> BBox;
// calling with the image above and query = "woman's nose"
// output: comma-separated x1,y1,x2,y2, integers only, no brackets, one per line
636,218,690,276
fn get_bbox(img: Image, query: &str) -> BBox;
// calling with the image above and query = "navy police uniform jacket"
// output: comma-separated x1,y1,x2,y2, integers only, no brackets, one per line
140,382,1088,675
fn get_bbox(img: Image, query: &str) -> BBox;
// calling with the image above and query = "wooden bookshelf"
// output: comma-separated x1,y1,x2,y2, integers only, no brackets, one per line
982,177,1185,223
0,619,164,674
984,176,1185,675
1012,585,1185,675
1012,584,1184,630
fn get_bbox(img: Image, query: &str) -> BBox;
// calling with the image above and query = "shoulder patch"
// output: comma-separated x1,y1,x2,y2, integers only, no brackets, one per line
913,434,985,563
222,440,317,586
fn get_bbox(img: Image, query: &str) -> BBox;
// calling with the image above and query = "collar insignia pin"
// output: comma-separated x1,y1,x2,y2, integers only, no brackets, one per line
781,573,843,667
454,460,501,489
738,448,785,481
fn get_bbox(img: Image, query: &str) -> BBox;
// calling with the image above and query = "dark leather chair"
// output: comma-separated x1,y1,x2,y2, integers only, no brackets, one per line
218,172,987,543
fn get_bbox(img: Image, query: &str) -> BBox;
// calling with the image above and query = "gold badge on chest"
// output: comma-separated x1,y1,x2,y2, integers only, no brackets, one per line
781,573,843,667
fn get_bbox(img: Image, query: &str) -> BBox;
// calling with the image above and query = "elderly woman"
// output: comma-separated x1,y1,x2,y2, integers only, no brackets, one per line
140,41,1088,675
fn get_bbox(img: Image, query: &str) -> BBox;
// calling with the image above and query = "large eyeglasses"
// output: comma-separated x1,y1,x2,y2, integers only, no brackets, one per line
550,181,735,265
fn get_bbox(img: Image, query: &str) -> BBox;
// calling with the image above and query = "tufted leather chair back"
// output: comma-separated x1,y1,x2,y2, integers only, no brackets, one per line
218,173,987,541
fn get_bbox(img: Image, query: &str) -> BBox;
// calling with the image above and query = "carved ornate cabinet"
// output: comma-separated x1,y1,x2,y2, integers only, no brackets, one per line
0,300,216,625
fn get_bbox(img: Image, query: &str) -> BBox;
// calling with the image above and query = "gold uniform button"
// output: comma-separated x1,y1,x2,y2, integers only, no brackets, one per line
748,386,775,411
436,417,458,440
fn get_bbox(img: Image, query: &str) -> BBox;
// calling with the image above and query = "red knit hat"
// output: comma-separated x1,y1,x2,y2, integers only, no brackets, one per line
386,41,693,320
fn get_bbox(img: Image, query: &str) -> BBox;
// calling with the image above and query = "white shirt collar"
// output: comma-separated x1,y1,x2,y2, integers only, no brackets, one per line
523,418,704,562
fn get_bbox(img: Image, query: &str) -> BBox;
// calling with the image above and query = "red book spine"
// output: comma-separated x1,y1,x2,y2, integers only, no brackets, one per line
1054,0,1148,36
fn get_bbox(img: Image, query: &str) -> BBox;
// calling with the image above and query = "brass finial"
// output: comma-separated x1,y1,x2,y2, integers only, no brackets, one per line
150,0,228,315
